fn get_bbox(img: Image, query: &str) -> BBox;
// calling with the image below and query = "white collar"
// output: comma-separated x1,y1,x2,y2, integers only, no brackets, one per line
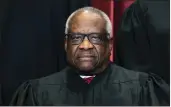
80,75,96,78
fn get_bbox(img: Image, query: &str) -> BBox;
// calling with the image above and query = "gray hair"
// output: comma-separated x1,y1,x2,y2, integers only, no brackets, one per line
65,7,112,37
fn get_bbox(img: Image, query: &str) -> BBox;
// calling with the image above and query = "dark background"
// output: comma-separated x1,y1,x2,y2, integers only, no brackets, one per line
0,0,169,105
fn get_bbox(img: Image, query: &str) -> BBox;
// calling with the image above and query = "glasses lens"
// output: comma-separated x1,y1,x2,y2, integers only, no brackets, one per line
68,34,83,44
89,33,102,44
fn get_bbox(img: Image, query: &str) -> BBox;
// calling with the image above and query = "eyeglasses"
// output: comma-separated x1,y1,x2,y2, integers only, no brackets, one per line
65,33,110,45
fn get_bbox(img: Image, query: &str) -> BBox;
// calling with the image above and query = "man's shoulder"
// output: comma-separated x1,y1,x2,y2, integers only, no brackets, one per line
110,63,149,84
31,67,70,86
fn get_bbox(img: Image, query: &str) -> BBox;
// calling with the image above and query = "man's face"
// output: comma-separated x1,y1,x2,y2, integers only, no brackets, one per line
65,11,112,72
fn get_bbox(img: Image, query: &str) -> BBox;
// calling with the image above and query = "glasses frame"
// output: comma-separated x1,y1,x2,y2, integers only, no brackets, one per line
65,33,111,45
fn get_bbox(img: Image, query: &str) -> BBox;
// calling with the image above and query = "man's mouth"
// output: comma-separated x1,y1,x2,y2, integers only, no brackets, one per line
79,57,93,60
77,55,95,61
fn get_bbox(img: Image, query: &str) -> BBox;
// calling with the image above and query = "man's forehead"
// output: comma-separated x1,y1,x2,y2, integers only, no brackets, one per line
72,10,102,20
70,11,104,25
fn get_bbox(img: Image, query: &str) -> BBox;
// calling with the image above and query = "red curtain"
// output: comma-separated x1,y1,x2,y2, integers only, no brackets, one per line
114,0,135,36
91,0,135,62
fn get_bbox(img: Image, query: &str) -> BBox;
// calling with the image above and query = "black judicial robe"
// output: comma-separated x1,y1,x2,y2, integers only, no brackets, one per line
10,63,169,106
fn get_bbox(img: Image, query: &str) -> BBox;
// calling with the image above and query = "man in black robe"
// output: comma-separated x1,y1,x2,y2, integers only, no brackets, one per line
10,7,169,106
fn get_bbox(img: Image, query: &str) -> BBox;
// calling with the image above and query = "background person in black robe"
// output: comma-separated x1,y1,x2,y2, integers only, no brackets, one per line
10,7,169,106
115,0,170,84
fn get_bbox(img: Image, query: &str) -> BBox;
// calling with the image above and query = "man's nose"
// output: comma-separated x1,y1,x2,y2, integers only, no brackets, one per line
79,37,93,49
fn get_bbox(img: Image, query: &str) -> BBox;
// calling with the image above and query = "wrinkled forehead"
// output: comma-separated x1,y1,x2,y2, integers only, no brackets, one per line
69,11,106,34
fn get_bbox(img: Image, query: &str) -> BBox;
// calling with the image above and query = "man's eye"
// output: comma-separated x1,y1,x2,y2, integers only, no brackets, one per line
71,35,82,40
92,37,100,40
91,36,101,41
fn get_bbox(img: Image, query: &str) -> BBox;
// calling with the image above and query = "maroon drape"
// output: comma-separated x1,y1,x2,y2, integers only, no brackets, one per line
114,0,135,36
91,0,135,62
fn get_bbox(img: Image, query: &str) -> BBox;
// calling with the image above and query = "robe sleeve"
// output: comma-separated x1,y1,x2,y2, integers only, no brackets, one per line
139,72,170,106
9,80,38,106
0,84,2,105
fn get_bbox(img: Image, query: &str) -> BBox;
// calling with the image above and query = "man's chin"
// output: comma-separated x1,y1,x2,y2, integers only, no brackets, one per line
77,64,95,72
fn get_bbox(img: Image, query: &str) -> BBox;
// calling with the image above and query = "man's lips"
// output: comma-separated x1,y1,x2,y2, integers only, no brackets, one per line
79,57,93,60
77,55,95,61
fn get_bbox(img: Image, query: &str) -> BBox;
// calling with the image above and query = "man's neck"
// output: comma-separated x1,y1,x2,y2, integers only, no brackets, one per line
72,61,111,76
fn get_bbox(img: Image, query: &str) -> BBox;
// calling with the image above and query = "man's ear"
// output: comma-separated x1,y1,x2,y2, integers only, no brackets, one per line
64,39,67,52
109,37,113,52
